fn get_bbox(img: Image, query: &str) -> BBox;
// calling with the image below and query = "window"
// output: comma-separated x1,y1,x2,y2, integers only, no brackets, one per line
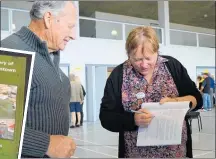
12,10,30,32
1,9,9,31
80,19,123,40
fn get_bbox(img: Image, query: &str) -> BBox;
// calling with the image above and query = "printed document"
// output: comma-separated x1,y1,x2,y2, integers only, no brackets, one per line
137,101,190,146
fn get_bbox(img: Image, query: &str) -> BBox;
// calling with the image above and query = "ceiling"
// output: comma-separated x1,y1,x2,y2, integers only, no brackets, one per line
79,1,215,29
1,1,215,29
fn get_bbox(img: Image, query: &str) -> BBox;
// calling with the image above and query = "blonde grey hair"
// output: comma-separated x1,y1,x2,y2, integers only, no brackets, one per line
75,76,81,83
69,73,76,81
30,1,74,20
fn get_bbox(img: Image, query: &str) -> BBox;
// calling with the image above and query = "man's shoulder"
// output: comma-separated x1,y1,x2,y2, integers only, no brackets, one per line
203,77,210,83
207,77,212,81
1,34,18,48
1,33,31,51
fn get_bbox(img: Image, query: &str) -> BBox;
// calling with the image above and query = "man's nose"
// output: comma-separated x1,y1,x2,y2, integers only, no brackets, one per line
69,28,76,40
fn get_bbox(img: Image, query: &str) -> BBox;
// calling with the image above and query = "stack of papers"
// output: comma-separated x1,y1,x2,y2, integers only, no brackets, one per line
137,102,189,146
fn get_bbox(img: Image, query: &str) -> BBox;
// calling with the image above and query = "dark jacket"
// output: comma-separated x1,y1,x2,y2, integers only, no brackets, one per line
99,55,203,158
210,77,215,89
202,77,211,94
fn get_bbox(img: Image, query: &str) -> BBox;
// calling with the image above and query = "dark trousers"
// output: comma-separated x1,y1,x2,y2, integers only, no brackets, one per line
76,103,83,125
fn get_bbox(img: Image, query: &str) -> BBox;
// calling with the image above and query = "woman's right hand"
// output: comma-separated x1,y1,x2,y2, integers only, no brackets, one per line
134,108,154,127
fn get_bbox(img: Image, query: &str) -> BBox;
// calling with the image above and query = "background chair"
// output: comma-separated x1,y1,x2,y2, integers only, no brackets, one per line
187,111,202,134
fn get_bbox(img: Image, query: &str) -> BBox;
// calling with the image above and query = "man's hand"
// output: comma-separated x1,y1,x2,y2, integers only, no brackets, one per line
46,135,76,158
134,108,154,127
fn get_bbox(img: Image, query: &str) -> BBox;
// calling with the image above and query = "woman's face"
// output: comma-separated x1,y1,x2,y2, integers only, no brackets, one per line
129,43,158,76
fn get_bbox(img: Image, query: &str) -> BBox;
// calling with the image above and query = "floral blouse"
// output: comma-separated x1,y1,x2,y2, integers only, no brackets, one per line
121,56,187,158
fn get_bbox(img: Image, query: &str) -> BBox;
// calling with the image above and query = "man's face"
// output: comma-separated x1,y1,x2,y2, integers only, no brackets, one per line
45,2,77,51
202,74,207,78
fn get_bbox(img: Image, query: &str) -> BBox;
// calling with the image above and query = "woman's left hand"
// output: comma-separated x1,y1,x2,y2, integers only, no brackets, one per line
159,97,177,105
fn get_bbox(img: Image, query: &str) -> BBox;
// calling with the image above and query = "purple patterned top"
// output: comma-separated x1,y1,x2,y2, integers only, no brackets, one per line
122,56,187,158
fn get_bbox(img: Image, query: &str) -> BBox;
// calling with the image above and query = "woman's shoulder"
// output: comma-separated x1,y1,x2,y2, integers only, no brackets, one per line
161,55,188,79
112,63,124,73
161,55,180,64
161,55,184,70
107,63,124,82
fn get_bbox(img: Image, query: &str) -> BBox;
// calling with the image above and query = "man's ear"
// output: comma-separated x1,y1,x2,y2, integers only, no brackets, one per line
44,12,52,29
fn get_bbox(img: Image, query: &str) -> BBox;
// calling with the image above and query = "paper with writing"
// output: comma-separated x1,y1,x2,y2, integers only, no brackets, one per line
137,101,190,146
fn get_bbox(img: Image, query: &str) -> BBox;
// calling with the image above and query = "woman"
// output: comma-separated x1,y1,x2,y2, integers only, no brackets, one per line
99,26,202,158
69,75,84,128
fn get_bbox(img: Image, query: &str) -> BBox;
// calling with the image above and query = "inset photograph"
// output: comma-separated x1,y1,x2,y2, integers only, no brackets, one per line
0,84,17,140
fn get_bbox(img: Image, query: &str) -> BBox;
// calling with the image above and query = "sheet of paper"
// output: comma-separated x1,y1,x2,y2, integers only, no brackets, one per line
137,101,190,147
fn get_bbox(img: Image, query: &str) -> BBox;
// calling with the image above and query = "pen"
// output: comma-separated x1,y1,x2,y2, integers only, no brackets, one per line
130,110,155,117
130,110,144,114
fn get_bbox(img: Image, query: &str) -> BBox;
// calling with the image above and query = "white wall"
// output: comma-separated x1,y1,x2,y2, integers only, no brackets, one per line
162,45,215,80
61,37,127,85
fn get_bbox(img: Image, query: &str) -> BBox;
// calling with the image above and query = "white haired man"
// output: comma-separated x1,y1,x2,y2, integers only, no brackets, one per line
1,1,77,158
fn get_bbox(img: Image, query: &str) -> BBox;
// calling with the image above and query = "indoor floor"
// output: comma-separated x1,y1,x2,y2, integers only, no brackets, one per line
69,108,215,158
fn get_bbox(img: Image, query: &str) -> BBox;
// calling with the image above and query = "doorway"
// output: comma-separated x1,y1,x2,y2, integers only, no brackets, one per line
85,64,116,122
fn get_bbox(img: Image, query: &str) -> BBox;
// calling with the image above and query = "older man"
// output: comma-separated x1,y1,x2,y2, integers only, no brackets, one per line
1,1,77,158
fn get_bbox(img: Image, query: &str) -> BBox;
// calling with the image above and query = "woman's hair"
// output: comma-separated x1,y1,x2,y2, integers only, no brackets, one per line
126,26,159,56
69,74,81,83
75,76,81,83
69,73,76,81
197,75,202,81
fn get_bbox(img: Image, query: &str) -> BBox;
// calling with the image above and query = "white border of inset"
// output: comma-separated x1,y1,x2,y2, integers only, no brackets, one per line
0,47,35,159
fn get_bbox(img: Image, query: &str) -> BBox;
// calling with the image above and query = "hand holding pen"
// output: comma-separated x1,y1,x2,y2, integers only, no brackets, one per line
133,108,154,127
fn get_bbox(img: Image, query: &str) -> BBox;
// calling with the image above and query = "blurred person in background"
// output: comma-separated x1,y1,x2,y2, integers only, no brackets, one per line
201,72,212,111
69,75,84,128
76,84,86,126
